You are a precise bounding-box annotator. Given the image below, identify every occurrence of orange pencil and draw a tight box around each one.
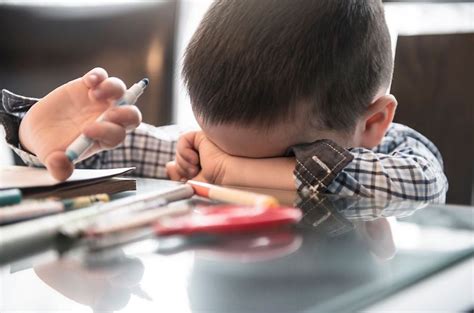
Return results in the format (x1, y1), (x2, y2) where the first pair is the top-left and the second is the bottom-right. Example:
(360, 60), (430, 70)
(187, 180), (279, 208)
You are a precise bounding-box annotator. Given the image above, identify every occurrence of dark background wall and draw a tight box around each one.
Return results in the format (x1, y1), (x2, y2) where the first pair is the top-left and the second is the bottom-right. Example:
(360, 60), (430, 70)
(392, 33), (474, 205)
(0, 1), (178, 126)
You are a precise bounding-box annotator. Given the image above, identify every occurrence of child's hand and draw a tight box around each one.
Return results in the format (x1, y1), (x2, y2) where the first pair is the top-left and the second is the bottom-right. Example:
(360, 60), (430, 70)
(166, 131), (231, 184)
(19, 67), (142, 181)
(166, 131), (201, 181)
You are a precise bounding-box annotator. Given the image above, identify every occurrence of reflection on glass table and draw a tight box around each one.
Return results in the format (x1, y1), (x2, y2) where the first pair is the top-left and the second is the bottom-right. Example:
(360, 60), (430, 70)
(0, 179), (472, 313)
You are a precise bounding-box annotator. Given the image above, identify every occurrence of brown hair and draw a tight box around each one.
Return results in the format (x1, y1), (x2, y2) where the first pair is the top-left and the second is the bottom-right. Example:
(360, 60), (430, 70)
(183, 0), (393, 130)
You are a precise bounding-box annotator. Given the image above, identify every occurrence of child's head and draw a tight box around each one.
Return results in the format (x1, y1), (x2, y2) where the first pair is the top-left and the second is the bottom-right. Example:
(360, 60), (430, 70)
(183, 0), (396, 157)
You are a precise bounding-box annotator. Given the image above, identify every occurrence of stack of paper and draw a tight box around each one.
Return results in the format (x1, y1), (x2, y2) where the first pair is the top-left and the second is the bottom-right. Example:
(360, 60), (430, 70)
(0, 166), (136, 199)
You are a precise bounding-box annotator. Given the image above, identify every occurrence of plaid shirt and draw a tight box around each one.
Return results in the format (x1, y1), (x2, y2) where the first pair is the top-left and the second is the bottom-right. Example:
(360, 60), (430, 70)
(334, 124), (448, 202)
(1, 89), (448, 203)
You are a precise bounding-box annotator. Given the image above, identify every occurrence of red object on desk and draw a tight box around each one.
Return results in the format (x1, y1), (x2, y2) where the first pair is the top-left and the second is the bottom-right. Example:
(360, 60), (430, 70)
(154, 205), (302, 236)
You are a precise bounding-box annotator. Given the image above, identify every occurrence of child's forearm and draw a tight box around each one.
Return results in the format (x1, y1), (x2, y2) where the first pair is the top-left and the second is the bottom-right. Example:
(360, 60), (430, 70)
(221, 156), (296, 190)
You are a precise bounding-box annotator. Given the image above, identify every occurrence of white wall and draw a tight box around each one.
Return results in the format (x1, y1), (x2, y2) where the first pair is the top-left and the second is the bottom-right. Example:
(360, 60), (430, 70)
(385, 3), (474, 36)
(173, 0), (213, 128)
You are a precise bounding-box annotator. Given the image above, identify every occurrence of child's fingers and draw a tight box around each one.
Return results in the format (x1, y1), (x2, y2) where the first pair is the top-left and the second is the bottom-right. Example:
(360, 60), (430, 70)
(83, 67), (108, 88)
(90, 77), (126, 102)
(176, 165), (191, 180)
(174, 156), (193, 178)
(180, 147), (200, 165)
(176, 152), (199, 177)
(43, 151), (74, 181)
(176, 136), (199, 165)
(82, 121), (126, 149)
(166, 161), (185, 181)
(165, 162), (175, 179)
(102, 105), (142, 130)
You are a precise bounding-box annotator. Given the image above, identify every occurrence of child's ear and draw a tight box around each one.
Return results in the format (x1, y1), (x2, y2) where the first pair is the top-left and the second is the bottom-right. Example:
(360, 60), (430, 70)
(359, 95), (398, 149)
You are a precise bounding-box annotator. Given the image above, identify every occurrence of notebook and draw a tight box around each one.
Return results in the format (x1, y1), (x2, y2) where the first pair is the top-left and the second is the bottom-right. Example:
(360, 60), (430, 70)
(0, 166), (136, 199)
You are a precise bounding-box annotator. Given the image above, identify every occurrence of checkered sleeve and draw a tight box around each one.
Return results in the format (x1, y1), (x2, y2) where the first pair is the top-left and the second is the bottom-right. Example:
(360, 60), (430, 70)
(0, 89), (45, 167)
(76, 123), (183, 179)
(324, 123), (448, 203)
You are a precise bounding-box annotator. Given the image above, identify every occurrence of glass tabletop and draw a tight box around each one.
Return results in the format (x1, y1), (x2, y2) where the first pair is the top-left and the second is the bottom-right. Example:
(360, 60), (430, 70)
(1, 179), (473, 313)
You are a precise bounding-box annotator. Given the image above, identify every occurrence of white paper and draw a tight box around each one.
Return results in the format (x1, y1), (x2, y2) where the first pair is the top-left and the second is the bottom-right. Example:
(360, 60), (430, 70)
(0, 166), (135, 189)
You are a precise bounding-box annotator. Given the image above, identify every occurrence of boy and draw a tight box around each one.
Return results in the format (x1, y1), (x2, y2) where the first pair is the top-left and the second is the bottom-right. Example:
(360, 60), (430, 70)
(2, 0), (447, 202)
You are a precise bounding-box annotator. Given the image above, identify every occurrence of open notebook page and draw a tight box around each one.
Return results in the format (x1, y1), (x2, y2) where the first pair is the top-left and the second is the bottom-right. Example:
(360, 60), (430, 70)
(0, 166), (134, 189)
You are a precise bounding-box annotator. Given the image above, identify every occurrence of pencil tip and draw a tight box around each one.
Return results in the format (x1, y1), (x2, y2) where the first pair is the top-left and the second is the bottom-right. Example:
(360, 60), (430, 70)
(141, 78), (149, 86)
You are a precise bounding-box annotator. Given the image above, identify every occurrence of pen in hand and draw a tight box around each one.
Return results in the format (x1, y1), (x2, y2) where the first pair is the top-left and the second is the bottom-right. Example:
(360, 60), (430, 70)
(65, 78), (149, 163)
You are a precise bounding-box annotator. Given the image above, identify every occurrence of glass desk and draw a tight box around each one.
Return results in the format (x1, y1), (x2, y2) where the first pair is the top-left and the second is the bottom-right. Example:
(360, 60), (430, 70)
(1, 179), (473, 313)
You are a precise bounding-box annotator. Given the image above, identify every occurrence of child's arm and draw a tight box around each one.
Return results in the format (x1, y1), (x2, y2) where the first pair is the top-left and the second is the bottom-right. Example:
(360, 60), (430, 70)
(166, 131), (296, 190)
(324, 123), (448, 203)
(169, 125), (448, 203)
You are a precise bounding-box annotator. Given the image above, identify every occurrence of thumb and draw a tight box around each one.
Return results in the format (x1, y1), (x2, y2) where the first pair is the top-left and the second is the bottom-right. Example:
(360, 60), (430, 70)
(44, 151), (74, 181)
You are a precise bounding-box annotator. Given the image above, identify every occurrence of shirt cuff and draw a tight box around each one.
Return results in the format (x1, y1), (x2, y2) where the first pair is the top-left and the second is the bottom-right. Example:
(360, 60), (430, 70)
(1, 89), (39, 116)
(1, 89), (42, 166)
(289, 139), (354, 197)
(8, 143), (43, 167)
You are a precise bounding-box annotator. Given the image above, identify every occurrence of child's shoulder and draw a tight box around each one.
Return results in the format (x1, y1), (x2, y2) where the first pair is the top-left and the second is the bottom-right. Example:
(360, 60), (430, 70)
(384, 122), (436, 148)
(378, 123), (443, 164)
